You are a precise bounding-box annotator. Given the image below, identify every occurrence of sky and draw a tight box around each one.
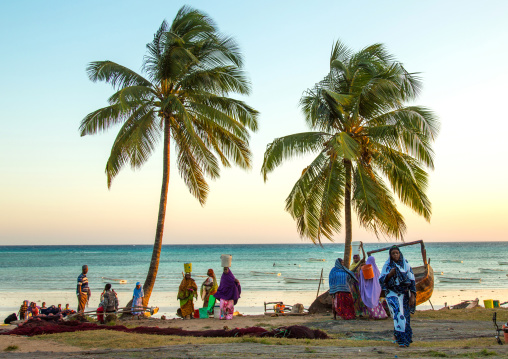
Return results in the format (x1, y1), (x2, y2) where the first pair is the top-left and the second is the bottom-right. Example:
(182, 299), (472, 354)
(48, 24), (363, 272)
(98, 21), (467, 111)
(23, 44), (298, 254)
(1, 1), (507, 245)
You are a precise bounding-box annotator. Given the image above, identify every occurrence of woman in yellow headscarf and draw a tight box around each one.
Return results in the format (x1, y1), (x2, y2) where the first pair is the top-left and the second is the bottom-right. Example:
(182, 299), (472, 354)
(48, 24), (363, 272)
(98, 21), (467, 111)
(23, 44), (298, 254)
(201, 268), (218, 308)
(177, 272), (198, 319)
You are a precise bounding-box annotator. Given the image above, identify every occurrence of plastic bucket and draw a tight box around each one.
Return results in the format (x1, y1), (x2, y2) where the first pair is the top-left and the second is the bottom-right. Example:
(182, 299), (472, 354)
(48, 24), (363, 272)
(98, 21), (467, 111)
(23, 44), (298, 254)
(184, 263), (192, 273)
(503, 324), (508, 344)
(484, 299), (494, 308)
(493, 300), (500, 308)
(221, 254), (232, 267)
(213, 305), (220, 319)
(351, 241), (361, 255)
(198, 307), (209, 319)
(361, 264), (374, 280)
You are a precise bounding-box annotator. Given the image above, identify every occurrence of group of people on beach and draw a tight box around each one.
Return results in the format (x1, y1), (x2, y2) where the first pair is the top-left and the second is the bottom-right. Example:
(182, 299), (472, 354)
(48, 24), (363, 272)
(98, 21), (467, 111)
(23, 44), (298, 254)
(329, 243), (416, 347)
(178, 262), (241, 320)
(17, 301), (74, 322)
(76, 265), (145, 322)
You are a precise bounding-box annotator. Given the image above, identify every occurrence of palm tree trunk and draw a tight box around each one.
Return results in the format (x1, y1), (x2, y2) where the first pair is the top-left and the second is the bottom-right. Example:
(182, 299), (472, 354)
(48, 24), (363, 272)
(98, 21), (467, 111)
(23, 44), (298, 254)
(343, 159), (353, 268)
(142, 118), (170, 306)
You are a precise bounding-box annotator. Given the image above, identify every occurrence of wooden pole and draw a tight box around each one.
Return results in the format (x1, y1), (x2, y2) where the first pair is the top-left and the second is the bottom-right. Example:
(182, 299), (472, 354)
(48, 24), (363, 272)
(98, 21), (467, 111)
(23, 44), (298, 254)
(316, 268), (324, 298)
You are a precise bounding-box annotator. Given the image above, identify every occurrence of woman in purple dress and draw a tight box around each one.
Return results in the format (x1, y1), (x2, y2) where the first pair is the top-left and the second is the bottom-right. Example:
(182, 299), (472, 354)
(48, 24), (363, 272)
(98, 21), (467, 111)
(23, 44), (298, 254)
(213, 267), (241, 320)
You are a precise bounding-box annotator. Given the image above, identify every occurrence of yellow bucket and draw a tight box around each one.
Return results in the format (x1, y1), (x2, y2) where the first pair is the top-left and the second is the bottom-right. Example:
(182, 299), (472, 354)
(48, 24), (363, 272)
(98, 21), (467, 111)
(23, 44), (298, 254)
(184, 263), (192, 273)
(484, 299), (494, 308)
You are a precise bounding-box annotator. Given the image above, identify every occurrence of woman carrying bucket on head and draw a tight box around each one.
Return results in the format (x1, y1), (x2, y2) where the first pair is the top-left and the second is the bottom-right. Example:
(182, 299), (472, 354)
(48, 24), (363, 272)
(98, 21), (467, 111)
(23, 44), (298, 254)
(214, 255), (241, 320)
(359, 256), (387, 319)
(177, 263), (198, 320)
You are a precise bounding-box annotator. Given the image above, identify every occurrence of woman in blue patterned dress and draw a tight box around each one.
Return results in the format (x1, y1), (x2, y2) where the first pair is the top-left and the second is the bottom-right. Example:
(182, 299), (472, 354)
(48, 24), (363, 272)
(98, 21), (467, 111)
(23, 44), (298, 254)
(379, 246), (416, 347)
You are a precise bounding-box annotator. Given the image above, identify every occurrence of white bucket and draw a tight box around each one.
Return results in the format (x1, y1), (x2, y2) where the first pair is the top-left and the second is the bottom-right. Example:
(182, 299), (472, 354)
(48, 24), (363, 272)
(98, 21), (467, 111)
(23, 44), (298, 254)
(351, 241), (361, 255)
(221, 254), (232, 267)
(214, 305), (220, 319)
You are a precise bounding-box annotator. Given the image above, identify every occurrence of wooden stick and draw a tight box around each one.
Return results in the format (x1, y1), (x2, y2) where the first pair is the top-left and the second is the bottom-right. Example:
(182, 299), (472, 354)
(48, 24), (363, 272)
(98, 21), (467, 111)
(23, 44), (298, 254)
(316, 268), (324, 298)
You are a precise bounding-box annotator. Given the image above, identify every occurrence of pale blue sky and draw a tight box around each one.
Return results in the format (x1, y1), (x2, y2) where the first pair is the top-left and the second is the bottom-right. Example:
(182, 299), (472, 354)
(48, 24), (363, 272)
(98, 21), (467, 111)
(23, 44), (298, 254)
(1, 1), (507, 244)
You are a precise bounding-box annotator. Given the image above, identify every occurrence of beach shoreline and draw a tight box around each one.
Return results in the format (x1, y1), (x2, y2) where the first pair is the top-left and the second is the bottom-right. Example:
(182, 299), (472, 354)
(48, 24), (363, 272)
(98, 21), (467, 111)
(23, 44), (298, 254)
(2, 288), (507, 320)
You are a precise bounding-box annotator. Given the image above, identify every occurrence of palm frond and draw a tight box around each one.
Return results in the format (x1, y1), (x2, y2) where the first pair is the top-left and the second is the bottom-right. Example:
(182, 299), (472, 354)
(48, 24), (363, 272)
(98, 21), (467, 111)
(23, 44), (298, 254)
(262, 132), (331, 181)
(87, 61), (151, 89)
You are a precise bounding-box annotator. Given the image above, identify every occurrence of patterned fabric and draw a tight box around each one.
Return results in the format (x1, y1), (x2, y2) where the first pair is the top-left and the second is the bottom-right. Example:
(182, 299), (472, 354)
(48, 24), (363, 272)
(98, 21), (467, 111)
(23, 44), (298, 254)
(219, 298), (235, 320)
(366, 301), (388, 319)
(386, 291), (413, 346)
(102, 290), (119, 312)
(379, 246), (416, 346)
(77, 293), (88, 313)
(350, 272), (368, 317)
(178, 276), (198, 318)
(332, 292), (356, 320)
(77, 273), (89, 294)
(329, 258), (357, 294)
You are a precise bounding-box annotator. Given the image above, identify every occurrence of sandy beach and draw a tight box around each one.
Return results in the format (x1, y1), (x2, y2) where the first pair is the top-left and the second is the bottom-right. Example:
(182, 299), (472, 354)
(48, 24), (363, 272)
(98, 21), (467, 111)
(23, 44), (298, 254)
(2, 288), (507, 320)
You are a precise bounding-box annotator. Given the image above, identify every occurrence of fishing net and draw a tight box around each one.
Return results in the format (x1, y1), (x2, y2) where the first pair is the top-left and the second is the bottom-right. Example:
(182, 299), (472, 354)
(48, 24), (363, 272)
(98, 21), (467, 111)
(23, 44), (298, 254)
(1, 319), (328, 339)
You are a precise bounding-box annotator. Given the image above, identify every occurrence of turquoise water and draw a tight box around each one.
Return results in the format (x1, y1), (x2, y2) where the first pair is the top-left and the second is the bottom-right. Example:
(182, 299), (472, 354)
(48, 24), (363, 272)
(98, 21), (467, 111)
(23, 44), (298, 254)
(1, 242), (507, 295)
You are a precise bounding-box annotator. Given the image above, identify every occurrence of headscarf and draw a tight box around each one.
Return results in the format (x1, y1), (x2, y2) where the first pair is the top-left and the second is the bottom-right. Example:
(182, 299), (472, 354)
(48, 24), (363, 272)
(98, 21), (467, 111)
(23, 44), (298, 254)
(214, 269), (241, 304)
(133, 282), (144, 300)
(359, 256), (382, 308)
(329, 258), (358, 295)
(201, 269), (218, 299)
(350, 254), (362, 272)
(380, 245), (415, 294)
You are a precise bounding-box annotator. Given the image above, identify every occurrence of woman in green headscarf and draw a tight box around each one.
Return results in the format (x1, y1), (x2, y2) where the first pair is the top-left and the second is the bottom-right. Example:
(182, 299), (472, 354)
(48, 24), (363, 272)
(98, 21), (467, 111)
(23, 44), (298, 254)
(201, 268), (218, 309)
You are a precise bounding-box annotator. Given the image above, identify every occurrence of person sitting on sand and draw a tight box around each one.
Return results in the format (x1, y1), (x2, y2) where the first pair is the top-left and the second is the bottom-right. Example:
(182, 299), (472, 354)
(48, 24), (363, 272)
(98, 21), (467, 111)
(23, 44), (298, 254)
(359, 256), (387, 319)
(77, 265), (91, 314)
(379, 245), (416, 347)
(40, 302), (47, 310)
(177, 271), (198, 319)
(213, 267), (241, 320)
(329, 258), (358, 320)
(28, 302), (39, 317)
(18, 300), (29, 321)
(62, 304), (75, 317)
(201, 269), (218, 309)
(131, 282), (144, 316)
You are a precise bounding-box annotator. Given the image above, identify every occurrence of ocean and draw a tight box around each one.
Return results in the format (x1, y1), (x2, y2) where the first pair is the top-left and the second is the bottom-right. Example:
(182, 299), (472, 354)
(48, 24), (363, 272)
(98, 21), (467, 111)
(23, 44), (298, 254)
(1, 241), (507, 296)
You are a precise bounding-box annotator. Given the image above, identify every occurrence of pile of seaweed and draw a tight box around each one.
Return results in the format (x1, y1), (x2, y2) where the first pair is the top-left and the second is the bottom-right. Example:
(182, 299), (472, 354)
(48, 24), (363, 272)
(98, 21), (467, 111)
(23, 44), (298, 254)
(1, 319), (328, 339)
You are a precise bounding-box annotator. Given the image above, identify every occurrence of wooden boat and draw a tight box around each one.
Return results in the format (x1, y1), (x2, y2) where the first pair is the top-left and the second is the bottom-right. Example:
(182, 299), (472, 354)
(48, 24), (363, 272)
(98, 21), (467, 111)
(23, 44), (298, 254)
(284, 277), (324, 284)
(479, 268), (506, 274)
(251, 271), (281, 276)
(101, 277), (128, 284)
(442, 260), (463, 263)
(367, 240), (434, 306)
(439, 276), (481, 283)
(273, 263), (301, 267)
(307, 258), (326, 262)
(499, 262), (508, 265)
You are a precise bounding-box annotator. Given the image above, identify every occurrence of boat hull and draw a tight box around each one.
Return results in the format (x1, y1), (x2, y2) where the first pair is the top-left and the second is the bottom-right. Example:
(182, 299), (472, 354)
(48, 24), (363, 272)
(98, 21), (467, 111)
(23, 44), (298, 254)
(415, 265), (434, 306)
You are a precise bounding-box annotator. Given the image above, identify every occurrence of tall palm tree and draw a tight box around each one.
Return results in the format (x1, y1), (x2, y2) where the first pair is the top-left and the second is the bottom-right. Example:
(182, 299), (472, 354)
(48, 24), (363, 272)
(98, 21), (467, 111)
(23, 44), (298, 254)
(261, 41), (439, 268)
(80, 6), (258, 304)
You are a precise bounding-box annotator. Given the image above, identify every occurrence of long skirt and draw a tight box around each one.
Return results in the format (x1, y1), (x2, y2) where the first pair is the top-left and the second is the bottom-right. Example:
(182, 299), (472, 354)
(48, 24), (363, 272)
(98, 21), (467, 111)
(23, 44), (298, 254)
(132, 297), (143, 315)
(77, 293), (88, 313)
(180, 299), (195, 318)
(219, 299), (234, 320)
(386, 291), (413, 346)
(351, 276), (369, 317)
(332, 292), (356, 320)
(366, 302), (388, 319)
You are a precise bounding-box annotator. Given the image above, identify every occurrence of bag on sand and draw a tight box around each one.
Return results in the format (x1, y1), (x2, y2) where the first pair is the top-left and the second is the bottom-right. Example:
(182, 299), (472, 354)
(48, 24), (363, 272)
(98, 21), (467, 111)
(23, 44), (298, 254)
(4, 313), (17, 324)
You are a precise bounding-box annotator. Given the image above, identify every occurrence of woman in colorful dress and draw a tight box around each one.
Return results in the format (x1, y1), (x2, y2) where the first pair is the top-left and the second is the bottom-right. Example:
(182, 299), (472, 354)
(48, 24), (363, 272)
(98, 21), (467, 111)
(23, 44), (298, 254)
(328, 258), (357, 320)
(131, 282), (144, 316)
(214, 267), (241, 320)
(379, 245), (416, 347)
(177, 272), (198, 319)
(359, 256), (388, 319)
(201, 269), (218, 309)
(348, 243), (369, 317)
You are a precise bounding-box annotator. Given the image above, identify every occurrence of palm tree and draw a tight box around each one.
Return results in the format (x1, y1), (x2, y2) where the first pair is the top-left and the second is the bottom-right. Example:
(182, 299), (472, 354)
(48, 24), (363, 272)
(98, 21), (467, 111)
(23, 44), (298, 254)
(261, 41), (439, 268)
(80, 6), (258, 305)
